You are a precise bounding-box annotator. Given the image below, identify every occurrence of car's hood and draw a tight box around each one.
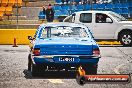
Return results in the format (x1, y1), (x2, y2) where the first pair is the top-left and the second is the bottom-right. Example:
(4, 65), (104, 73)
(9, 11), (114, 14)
(35, 38), (94, 46)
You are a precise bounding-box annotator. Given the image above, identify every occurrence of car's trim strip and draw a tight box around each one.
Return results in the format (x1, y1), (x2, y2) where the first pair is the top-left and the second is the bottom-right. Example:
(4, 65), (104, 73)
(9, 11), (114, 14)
(33, 55), (101, 58)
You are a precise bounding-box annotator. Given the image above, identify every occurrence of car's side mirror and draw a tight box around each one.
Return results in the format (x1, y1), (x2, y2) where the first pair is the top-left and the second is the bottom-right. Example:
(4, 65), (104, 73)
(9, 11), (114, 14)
(28, 36), (33, 40)
(106, 18), (112, 23)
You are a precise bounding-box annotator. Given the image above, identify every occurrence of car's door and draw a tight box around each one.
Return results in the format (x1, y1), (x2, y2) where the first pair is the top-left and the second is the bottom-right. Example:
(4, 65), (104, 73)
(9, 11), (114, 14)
(93, 13), (118, 39)
(79, 13), (94, 33)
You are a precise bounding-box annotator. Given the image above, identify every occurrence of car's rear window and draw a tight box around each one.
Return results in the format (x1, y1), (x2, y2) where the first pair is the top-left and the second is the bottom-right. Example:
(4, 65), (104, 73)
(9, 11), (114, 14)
(40, 26), (89, 38)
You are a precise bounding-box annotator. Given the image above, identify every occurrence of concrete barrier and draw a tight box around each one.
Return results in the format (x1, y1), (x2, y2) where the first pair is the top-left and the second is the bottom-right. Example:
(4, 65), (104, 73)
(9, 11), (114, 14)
(0, 29), (36, 45)
(0, 29), (121, 45)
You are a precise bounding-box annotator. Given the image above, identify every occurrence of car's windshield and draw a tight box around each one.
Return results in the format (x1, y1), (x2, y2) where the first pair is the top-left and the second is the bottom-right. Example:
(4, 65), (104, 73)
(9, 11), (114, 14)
(40, 26), (89, 38)
(109, 12), (127, 21)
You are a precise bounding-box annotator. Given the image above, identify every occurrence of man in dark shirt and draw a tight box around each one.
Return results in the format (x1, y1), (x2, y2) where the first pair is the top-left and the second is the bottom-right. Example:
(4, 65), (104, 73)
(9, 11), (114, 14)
(45, 4), (54, 22)
(42, 6), (46, 15)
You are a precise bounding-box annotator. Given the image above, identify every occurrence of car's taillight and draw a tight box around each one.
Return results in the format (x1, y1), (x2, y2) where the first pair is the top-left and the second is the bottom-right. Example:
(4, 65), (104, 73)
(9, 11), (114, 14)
(93, 48), (100, 57)
(33, 48), (40, 56)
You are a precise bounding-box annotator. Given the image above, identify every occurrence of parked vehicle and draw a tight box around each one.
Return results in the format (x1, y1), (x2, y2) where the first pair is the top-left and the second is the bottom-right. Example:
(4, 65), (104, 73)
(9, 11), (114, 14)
(63, 11), (132, 46)
(28, 22), (101, 77)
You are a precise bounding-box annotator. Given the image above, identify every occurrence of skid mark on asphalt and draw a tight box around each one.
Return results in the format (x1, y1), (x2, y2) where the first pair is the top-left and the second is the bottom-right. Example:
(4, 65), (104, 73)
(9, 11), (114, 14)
(113, 61), (129, 74)
(48, 79), (64, 83)
(113, 47), (132, 74)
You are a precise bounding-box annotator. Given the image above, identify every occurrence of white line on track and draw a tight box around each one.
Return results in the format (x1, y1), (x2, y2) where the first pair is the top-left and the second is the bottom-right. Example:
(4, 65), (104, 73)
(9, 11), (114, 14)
(48, 79), (64, 83)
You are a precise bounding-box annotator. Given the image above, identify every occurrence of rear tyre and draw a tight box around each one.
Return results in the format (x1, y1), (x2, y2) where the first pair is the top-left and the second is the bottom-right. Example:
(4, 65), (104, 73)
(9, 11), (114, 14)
(83, 64), (97, 75)
(31, 64), (47, 77)
(31, 63), (38, 77)
(119, 31), (132, 46)
(28, 54), (31, 71)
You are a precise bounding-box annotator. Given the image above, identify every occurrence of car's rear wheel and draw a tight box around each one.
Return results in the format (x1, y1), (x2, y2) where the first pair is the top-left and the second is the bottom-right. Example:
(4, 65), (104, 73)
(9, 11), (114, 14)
(83, 64), (97, 75)
(28, 54), (32, 71)
(32, 64), (48, 77)
(31, 63), (38, 77)
(119, 31), (132, 46)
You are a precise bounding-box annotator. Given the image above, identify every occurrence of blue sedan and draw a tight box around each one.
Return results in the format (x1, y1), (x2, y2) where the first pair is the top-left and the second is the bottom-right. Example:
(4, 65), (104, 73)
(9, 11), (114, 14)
(28, 22), (101, 77)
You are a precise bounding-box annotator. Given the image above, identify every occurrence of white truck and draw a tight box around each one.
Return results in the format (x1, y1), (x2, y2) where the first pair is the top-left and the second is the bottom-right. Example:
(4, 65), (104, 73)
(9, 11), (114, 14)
(63, 11), (132, 46)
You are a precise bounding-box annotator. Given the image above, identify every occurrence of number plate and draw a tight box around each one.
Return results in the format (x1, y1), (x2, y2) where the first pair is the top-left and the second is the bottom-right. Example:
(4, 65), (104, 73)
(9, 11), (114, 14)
(59, 57), (74, 62)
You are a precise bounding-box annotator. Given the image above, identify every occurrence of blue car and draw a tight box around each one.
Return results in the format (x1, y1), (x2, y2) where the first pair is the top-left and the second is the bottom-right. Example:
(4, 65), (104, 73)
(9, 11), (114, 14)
(28, 22), (101, 76)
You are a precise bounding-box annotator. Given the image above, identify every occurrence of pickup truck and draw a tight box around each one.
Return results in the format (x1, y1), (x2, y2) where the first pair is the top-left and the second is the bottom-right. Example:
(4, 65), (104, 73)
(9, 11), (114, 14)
(63, 11), (132, 46)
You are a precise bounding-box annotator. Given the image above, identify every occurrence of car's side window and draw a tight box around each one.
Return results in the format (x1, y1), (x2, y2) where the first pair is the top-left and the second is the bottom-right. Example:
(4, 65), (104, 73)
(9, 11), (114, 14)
(80, 13), (92, 23)
(96, 13), (113, 23)
(41, 27), (48, 38)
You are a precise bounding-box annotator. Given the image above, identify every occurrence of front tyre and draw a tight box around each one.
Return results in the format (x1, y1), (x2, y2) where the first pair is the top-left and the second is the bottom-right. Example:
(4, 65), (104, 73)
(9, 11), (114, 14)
(119, 31), (132, 46)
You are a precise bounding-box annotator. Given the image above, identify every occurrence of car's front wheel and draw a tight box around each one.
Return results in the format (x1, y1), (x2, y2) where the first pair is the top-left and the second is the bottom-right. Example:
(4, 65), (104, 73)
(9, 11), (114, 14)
(119, 31), (132, 46)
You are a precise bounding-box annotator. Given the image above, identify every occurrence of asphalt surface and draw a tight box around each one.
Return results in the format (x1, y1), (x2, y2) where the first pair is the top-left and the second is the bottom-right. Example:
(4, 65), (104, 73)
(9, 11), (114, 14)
(0, 45), (132, 88)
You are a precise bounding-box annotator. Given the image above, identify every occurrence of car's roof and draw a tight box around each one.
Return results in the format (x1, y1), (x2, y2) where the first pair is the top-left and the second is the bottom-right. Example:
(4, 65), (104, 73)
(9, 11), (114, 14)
(74, 10), (111, 14)
(41, 22), (87, 28)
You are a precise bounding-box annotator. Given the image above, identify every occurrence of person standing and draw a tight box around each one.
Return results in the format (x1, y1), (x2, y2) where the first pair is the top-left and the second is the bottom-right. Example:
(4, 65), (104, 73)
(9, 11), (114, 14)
(45, 4), (54, 22)
(42, 6), (46, 15)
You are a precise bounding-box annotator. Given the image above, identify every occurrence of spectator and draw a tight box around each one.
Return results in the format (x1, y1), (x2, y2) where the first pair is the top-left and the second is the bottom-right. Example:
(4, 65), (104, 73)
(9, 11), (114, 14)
(45, 4), (54, 22)
(42, 6), (46, 15)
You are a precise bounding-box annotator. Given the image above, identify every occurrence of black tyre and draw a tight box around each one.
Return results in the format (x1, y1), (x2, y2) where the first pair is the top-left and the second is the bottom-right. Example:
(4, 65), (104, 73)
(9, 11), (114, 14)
(31, 63), (38, 77)
(31, 64), (47, 77)
(28, 54), (32, 71)
(83, 65), (97, 75)
(28, 54), (38, 77)
(76, 75), (86, 86)
(119, 31), (132, 46)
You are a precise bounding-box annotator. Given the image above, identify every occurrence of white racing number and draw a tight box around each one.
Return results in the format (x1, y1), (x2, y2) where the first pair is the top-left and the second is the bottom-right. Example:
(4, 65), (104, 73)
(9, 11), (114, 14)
(59, 57), (74, 62)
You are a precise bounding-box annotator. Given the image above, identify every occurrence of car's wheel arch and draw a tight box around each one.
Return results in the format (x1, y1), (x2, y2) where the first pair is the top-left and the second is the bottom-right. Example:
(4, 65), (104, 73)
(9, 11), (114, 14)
(114, 25), (132, 40)
(118, 29), (132, 41)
